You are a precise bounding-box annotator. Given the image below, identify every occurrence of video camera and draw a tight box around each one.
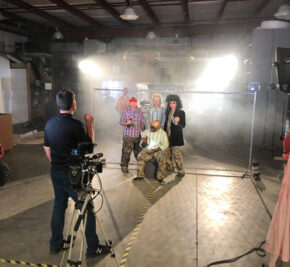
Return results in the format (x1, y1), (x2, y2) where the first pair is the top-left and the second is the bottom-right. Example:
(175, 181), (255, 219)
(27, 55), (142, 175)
(68, 142), (103, 191)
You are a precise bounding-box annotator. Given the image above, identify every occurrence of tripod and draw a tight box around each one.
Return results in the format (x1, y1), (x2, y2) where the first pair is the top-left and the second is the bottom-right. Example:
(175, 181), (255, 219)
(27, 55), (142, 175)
(59, 181), (119, 267)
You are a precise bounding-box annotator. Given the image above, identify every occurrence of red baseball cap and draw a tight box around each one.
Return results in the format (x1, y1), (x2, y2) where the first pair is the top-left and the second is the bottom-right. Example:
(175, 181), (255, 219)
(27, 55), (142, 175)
(130, 97), (137, 103)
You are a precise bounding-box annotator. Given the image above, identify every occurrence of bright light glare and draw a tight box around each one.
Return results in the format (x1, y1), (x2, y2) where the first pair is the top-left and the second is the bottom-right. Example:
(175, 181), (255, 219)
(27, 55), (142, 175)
(78, 60), (101, 77)
(196, 55), (238, 91)
(148, 140), (157, 150)
(206, 177), (233, 193)
(204, 178), (233, 224)
(192, 55), (238, 114)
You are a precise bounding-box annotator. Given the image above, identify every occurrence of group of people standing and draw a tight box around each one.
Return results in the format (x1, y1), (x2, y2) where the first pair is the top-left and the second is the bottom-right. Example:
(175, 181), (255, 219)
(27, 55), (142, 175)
(117, 88), (186, 184)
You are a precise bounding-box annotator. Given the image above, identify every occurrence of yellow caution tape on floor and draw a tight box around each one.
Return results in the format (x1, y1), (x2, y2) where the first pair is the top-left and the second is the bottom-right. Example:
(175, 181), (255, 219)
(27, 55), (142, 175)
(120, 181), (159, 267)
(0, 258), (58, 267)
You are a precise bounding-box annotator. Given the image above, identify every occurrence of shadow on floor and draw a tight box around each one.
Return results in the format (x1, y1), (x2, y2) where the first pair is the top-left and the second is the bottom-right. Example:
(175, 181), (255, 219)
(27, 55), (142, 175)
(4, 144), (50, 182)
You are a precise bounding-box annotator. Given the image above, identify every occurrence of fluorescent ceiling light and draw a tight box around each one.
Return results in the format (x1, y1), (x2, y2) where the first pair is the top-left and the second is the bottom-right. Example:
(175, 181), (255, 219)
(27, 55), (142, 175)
(120, 6), (139, 20)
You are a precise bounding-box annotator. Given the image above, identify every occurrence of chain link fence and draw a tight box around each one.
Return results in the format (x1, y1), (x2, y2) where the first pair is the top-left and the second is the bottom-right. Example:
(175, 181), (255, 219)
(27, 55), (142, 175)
(93, 89), (256, 172)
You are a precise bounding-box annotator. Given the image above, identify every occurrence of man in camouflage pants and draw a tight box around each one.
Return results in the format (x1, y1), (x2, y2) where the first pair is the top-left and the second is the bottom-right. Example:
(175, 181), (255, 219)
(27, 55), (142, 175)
(132, 120), (169, 184)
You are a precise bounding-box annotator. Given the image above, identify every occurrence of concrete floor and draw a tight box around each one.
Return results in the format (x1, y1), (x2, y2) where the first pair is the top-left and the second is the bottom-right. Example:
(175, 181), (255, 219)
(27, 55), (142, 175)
(0, 138), (290, 267)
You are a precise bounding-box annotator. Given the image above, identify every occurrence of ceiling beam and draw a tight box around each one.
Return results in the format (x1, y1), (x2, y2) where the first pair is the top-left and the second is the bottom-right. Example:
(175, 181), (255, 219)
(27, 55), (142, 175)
(181, 0), (190, 23)
(254, 0), (271, 15)
(94, 0), (129, 25)
(60, 20), (260, 39)
(1, 8), (46, 28)
(48, 0), (103, 27)
(5, 0), (74, 27)
(218, 0), (228, 19)
(0, 22), (28, 36)
(139, 0), (160, 24)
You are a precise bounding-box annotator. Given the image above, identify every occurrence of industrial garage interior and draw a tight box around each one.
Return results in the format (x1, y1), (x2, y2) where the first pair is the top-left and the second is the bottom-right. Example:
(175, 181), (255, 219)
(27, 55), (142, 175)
(0, 0), (290, 266)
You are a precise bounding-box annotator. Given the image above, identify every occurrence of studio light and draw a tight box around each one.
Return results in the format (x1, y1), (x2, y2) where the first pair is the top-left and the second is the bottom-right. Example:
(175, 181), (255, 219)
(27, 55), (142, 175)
(192, 55), (238, 114)
(196, 55), (238, 92)
(78, 59), (101, 77)
(120, 0), (139, 20)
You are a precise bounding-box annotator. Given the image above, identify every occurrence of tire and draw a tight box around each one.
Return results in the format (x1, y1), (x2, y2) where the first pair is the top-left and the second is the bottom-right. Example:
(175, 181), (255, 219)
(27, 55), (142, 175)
(0, 160), (9, 187)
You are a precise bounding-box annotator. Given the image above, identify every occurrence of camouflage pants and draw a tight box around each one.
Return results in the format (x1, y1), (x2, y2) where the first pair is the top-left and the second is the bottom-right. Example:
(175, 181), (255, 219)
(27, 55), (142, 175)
(165, 146), (185, 174)
(137, 149), (167, 179)
(121, 136), (141, 167)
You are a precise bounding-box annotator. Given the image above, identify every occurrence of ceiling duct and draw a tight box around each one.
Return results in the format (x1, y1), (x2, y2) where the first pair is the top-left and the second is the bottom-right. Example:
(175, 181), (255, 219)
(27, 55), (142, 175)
(259, 20), (290, 29)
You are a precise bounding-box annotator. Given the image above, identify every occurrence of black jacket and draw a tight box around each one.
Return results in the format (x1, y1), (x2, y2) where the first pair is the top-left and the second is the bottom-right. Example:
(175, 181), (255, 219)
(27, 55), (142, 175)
(164, 109), (186, 146)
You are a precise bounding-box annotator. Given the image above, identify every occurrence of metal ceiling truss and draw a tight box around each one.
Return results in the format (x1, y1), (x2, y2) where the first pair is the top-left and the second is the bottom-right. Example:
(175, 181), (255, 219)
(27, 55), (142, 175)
(181, 0), (190, 23)
(1, 8), (46, 28)
(218, 0), (228, 19)
(139, 0), (160, 24)
(0, 0), (280, 40)
(5, 0), (74, 27)
(48, 0), (103, 27)
(254, 0), (271, 15)
(94, 0), (129, 25)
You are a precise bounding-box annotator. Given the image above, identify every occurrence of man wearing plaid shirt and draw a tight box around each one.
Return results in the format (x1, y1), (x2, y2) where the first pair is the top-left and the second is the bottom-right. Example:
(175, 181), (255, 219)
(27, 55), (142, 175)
(120, 97), (144, 173)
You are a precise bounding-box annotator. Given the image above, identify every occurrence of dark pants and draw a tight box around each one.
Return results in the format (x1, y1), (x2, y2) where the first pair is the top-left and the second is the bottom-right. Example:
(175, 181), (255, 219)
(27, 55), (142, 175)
(50, 169), (99, 254)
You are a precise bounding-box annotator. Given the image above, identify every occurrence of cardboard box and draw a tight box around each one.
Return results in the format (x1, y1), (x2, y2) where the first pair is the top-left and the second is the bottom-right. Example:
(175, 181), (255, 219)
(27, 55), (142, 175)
(0, 113), (13, 151)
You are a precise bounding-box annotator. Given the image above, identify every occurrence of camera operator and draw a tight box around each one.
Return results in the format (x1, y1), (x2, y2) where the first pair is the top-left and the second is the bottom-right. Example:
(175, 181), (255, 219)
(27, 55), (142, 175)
(43, 89), (109, 257)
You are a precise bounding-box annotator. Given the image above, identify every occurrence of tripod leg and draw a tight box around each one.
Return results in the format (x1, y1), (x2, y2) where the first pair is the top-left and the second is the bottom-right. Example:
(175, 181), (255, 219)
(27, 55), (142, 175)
(91, 200), (120, 266)
(77, 211), (87, 265)
(66, 215), (76, 267)
(60, 194), (91, 267)
(60, 208), (77, 267)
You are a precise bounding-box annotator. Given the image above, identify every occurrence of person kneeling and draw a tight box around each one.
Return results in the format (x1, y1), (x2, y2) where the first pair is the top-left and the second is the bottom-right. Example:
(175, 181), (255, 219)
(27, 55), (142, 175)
(133, 120), (169, 184)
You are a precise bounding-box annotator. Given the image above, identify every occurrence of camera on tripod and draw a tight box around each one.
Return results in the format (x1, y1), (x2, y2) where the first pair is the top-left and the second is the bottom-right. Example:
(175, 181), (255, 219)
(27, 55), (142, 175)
(68, 142), (103, 191)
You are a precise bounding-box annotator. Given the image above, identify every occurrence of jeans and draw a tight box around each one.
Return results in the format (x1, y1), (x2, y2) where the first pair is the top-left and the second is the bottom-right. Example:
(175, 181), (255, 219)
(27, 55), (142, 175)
(50, 169), (99, 254)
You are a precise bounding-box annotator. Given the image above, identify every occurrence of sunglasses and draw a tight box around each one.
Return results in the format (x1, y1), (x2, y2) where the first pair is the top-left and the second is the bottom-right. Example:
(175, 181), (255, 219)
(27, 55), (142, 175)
(150, 126), (157, 130)
(169, 101), (176, 104)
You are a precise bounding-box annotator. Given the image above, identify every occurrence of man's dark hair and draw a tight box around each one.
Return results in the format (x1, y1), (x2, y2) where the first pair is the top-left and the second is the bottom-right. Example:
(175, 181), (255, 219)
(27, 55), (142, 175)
(56, 90), (74, 110)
